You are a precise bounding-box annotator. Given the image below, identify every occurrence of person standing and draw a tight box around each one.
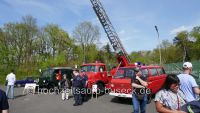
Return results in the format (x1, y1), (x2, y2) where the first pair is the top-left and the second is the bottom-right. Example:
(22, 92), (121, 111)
(131, 67), (148, 113)
(81, 70), (88, 102)
(61, 74), (70, 100)
(155, 74), (186, 113)
(0, 89), (9, 113)
(72, 69), (83, 106)
(56, 70), (62, 89)
(177, 62), (200, 102)
(6, 70), (16, 99)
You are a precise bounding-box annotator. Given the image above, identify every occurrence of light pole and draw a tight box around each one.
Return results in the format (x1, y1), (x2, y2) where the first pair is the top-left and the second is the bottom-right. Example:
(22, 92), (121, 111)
(155, 26), (162, 65)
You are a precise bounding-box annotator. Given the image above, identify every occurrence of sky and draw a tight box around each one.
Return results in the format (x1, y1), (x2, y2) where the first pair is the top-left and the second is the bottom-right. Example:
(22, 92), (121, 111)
(1, 0), (200, 53)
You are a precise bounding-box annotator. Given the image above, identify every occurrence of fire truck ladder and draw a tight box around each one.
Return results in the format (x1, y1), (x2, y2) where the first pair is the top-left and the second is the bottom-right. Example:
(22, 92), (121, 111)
(90, 0), (131, 66)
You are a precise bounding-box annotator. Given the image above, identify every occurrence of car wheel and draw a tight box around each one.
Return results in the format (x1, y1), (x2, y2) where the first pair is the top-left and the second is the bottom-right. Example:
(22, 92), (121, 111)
(17, 84), (21, 87)
(97, 83), (105, 95)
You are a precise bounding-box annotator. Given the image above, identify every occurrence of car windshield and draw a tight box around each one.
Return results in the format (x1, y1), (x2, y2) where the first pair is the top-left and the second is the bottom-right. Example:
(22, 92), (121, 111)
(113, 68), (135, 78)
(41, 69), (53, 77)
(81, 65), (98, 72)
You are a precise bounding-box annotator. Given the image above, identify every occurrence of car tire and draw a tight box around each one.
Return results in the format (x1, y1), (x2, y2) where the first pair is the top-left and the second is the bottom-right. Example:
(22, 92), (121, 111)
(17, 84), (21, 87)
(97, 83), (105, 95)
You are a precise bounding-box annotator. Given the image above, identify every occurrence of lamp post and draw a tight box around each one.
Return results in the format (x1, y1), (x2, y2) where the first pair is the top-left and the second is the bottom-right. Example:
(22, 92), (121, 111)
(155, 26), (162, 65)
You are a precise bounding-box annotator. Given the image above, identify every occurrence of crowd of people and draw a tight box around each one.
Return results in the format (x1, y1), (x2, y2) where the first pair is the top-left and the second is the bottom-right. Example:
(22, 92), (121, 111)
(1, 62), (200, 113)
(130, 62), (200, 113)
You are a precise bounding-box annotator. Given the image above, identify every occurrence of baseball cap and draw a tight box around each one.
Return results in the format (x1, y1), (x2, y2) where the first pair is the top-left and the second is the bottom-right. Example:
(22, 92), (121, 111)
(183, 62), (192, 68)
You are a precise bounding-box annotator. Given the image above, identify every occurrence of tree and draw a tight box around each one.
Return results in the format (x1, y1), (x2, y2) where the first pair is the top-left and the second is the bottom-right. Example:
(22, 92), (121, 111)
(173, 31), (191, 62)
(73, 21), (100, 63)
(190, 26), (200, 60)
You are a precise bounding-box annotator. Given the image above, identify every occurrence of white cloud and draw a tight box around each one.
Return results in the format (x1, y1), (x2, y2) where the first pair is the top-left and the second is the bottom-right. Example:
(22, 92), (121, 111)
(170, 25), (193, 35)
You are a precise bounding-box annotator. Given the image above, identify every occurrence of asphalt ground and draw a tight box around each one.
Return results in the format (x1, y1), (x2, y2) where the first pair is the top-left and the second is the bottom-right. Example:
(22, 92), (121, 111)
(0, 86), (158, 113)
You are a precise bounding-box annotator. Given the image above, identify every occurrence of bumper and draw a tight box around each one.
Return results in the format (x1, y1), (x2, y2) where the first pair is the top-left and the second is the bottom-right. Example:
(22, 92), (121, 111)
(109, 92), (132, 98)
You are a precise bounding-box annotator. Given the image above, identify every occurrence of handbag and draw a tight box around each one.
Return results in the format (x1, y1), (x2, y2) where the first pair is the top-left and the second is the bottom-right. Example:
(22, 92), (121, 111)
(136, 93), (145, 100)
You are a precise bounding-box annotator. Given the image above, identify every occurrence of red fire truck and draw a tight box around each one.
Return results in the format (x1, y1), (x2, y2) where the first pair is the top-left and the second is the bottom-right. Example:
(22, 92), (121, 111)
(87, 0), (167, 98)
(80, 62), (111, 93)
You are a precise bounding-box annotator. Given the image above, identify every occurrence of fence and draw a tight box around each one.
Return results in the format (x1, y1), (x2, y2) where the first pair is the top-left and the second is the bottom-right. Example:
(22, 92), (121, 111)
(163, 60), (200, 86)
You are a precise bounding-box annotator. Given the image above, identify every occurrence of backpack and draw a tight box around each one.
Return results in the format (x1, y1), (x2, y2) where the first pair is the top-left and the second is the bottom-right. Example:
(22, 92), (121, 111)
(181, 99), (200, 113)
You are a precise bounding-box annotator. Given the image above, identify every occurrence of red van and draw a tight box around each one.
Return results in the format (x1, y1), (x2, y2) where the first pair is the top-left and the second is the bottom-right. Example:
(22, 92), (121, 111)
(109, 65), (166, 102)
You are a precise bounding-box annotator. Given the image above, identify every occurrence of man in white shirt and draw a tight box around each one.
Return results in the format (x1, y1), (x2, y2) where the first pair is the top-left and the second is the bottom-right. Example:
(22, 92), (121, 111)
(177, 62), (200, 102)
(6, 70), (16, 99)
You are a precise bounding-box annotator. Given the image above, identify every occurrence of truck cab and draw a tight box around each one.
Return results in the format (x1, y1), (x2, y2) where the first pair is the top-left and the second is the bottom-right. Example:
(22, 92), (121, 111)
(109, 66), (166, 102)
(81, 62), (111, 93)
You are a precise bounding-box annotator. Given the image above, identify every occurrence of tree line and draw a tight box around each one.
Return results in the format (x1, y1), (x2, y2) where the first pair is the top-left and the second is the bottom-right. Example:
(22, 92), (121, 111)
(130, 26), (200, 65)
(0, 15), (200, 83)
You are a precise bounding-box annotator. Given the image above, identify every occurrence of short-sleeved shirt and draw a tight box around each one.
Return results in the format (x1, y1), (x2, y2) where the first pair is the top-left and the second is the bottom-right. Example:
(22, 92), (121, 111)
(0, 89), (9, 110)
(6, 73), (16, 85)
(178, 74), (199, 102)
(154, 89), (186, 110)
(131, 72), (147, 94)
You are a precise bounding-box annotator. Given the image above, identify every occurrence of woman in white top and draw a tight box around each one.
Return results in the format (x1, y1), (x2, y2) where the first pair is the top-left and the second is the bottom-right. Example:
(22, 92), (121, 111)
(154, 74), (186, 113)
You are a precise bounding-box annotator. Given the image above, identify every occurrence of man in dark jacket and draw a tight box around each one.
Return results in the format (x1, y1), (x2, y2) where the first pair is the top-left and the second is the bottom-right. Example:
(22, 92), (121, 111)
(81, 70), (88, 102)
(0, 89), (9, 113)
(72, 69), (84, 106)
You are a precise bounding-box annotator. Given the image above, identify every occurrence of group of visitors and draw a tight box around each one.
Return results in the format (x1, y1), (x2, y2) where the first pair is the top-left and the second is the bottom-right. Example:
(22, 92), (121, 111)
(131, 62), (200, 113)
(1, 62), (200, 112)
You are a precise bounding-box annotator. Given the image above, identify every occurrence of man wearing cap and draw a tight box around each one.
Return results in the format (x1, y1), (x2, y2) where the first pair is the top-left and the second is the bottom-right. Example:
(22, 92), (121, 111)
(177, 62), (200, 102)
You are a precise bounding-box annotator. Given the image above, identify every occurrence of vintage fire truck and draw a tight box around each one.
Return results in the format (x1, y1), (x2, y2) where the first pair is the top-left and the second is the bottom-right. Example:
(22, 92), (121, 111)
(80, 61), (111, 93)
(86, 0), (167, 98)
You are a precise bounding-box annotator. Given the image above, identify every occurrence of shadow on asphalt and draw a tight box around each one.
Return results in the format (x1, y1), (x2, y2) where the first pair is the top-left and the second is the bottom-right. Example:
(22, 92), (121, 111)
(14, 94), (26, 99)
(110, 97), (132, 105)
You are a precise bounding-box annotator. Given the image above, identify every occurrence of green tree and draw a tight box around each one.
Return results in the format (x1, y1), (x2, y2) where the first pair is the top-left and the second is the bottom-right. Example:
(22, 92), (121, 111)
(173, 31), (191, 62)
(73, 21), (100, 63)
(190, 26), (200, 60)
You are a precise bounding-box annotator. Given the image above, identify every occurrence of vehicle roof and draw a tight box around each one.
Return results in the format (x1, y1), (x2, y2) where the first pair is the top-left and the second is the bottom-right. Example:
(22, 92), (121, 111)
(50, 67), (73, 70)
(81, 63), (106, 66)
(119, 65), (164, 69)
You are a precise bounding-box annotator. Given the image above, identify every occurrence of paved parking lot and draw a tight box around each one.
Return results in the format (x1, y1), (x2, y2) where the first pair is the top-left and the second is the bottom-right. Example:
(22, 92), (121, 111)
(0, 86), (158, 113)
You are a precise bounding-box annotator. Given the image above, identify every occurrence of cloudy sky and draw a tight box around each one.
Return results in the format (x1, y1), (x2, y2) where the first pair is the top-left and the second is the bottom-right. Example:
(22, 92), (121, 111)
(1, 0), (200, 53)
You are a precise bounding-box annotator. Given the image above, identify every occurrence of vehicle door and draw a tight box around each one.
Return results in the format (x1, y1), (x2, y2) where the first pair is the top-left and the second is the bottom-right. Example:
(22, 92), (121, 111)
(98, 65), (108, 83)
(147, 68), (160, 94)
(157, 68), (167, 91)
(111, 68), (133, 94)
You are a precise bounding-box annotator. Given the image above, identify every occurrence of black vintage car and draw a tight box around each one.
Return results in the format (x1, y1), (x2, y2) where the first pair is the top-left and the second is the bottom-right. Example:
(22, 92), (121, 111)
(38, 67), (73, 89)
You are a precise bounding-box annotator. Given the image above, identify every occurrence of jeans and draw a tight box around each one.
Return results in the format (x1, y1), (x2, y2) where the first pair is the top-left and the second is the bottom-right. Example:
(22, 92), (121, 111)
(62, 89), (70, 100)
(132, 94), (147, 113)
(6, 85), (14, 99)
